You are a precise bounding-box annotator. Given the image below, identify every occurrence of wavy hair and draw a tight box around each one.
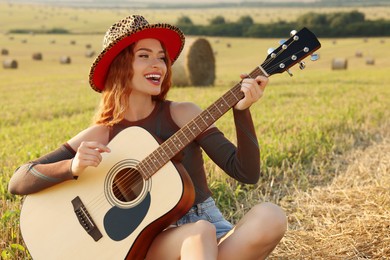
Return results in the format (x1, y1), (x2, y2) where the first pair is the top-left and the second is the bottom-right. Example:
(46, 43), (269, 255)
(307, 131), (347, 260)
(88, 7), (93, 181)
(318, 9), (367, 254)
(94, 42), (172, 126)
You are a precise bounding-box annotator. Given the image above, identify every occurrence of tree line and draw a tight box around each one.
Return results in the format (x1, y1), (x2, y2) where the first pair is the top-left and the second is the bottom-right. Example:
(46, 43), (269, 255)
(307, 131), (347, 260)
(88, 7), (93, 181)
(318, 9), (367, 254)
(176, 11), (390, 38)
(8, 10), (389, 37)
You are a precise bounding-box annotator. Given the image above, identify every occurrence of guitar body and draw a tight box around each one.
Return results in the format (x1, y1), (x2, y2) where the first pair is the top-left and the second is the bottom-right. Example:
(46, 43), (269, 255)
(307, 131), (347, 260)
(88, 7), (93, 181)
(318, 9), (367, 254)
(20, 126), (195, 260)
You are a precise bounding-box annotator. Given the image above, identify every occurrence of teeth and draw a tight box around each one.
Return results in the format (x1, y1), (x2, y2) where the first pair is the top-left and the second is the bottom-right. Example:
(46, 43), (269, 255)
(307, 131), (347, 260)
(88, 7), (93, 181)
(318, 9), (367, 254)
(145, 74), (161, 80)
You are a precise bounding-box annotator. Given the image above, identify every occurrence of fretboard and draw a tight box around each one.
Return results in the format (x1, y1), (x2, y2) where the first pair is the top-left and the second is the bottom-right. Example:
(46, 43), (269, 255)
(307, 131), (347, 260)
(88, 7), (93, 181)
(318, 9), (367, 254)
(138, 66), (265, 179)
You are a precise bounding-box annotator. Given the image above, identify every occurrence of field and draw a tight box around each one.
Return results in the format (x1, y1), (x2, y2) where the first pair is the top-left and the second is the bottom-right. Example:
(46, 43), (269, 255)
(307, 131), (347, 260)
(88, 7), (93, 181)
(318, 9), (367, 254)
(1, 2), (390, 259)
(1, 2), (390, 33)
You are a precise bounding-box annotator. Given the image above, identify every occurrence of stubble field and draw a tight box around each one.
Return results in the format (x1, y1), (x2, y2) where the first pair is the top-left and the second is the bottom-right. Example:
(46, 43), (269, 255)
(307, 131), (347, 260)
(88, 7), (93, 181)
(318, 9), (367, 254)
(1, 3), (389, 259)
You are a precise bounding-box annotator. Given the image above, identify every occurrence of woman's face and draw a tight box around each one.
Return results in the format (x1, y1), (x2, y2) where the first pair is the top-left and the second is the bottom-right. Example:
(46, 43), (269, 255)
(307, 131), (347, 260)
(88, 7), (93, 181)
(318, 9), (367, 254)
(130, 38), (168, 97)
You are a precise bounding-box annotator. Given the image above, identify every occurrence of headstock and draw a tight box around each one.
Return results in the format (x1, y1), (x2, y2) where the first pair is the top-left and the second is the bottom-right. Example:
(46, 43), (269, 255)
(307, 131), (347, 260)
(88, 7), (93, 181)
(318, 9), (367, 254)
(261, 27), (321, 77)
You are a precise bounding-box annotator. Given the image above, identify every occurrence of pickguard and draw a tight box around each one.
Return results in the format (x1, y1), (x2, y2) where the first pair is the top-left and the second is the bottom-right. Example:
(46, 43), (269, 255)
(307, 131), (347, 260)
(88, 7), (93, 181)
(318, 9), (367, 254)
(104, 192), (151, 241)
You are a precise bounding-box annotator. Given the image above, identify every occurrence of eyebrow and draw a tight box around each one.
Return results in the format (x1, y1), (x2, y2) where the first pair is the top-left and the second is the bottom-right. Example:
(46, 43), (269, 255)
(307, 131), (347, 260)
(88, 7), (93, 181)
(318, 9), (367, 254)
(135, 47), (165, 54)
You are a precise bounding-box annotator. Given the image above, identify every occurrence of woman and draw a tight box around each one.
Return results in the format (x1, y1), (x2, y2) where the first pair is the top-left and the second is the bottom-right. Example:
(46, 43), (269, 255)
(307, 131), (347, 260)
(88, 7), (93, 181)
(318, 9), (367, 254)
(9, 15), (286, 259)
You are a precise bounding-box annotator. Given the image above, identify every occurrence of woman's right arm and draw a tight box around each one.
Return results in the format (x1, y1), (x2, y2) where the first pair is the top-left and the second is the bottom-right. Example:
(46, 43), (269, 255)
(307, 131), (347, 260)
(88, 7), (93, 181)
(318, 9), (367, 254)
(8, 125), (110, 195)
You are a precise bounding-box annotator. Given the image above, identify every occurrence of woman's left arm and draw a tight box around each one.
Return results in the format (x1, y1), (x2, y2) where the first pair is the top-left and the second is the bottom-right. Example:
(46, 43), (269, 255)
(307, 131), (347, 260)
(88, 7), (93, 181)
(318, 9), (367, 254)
(197, 75), (269, 183)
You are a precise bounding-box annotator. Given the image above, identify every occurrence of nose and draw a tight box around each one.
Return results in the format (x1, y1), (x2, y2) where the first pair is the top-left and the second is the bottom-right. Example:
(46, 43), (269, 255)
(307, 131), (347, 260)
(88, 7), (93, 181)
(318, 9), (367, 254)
(151, 57), (165, 68)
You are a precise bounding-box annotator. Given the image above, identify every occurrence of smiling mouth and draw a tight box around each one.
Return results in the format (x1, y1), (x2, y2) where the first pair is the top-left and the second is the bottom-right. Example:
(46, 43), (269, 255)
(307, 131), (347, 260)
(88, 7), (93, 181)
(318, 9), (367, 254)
(145, 74), (162, 84)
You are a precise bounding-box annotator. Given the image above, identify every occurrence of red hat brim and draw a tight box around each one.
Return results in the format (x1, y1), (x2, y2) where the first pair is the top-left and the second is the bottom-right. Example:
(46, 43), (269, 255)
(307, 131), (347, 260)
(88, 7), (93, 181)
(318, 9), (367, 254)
(89, 24), (184, 92)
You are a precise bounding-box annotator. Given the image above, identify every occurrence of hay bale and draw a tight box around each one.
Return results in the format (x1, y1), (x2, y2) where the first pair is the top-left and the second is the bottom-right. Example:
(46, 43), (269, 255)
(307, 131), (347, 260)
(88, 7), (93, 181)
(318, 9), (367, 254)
(1, 48), (9, 55)
(331, 58), (348, 70)
(355, 51), (363, 58)
(85, 50), (95, 58)
(59, 56), (71, 64)
(3, 59), (18, 69)
(172, 38), (215, 87)
(32, 52), (43, 60)
(365, 57), (375, 65)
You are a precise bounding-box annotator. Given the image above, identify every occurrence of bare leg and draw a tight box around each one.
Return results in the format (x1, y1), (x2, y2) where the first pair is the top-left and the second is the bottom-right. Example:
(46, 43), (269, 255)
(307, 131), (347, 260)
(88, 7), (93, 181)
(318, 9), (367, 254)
(217, 202), (287, 260)
(146, 220), (218, 260)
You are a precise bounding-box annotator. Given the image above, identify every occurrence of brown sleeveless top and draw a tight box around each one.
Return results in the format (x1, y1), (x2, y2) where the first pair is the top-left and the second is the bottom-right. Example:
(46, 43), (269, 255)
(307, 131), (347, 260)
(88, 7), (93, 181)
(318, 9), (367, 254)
(108, 100), (260, 205)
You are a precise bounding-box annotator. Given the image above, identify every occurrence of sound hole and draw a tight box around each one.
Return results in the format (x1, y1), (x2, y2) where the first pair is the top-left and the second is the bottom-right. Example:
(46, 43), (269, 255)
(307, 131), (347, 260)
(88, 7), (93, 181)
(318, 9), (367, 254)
(112, 168), (144, 203)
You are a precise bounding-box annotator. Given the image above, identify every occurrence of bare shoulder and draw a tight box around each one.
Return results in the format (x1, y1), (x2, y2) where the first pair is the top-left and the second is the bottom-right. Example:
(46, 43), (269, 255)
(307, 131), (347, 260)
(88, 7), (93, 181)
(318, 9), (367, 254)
(67, 124), (110, 150)
(170, 101), (203, 128)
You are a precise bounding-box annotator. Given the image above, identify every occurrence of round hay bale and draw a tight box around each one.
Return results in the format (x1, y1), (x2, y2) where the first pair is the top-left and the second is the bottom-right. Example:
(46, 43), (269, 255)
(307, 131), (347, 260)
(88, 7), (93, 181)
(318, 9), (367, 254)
(331, 58), (348, 70)
(59, 56), (71, 64)
(365, 57), (375, 65)
(85, 50), (95, 58)
(355, 51), (363, 58)
(172, 38), (215, 87)
(3, 59), (18, 69)
(1, 48), (9, 55)
(32, 52), (43, 60)
(70, 40), (76, 45)
(85, 44), (92, 49)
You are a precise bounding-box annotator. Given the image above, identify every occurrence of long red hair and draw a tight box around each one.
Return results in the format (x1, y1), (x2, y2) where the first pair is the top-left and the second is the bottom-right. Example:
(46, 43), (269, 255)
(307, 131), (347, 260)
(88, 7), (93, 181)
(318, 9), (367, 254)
(94, 42), (172, 126)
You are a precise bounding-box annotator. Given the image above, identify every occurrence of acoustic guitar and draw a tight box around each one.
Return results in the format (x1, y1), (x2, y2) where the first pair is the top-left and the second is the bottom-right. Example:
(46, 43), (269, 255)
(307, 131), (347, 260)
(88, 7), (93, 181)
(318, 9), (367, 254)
(20, 27), (321, 259)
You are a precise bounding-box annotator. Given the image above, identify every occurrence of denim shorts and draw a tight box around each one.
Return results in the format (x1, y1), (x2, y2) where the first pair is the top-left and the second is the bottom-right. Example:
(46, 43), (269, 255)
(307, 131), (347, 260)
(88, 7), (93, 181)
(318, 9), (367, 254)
(173, 197), (233, 239)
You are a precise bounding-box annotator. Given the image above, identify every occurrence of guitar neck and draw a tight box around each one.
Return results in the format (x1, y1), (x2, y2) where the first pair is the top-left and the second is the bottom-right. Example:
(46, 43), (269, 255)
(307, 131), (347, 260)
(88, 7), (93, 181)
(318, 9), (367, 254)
(138, 66), (266, 179)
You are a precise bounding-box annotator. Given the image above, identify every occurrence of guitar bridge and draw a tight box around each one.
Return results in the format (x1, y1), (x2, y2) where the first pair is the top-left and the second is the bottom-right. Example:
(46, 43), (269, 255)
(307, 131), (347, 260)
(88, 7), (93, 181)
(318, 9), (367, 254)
(71, 196), (103, 241)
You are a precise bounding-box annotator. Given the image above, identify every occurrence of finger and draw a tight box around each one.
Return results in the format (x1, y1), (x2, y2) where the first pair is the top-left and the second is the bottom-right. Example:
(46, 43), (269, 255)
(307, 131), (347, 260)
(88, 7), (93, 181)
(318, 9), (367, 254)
(256, 76), (269, 90)
(81, 141), (111, 153)
(76, 152), (102, 166)
(240, 73), (249, 79)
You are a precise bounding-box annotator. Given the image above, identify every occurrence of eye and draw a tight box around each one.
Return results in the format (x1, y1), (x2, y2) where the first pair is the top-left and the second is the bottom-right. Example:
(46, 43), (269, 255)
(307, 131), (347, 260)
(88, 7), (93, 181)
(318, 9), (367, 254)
(139, 53), (149, 58)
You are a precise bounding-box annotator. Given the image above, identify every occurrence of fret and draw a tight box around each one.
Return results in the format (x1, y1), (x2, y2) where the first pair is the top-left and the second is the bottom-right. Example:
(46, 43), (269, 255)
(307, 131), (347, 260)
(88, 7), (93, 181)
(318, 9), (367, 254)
(187, 122), (196, 139)
(190, 119), (202, 133)
(199, 115), (209, 129)
(194, 116), (207, 131)
(177, 129), (191, 143)
(136, 161), (148, 178)
(158, 147), (170, 160)
(204, 109), (215, 121)
(142, 154), (154, 172)
(172, 131), (186, 147)
(150, 151), (162, 169)
(213, 102), (223, 115)
(161, 141), (176, 158)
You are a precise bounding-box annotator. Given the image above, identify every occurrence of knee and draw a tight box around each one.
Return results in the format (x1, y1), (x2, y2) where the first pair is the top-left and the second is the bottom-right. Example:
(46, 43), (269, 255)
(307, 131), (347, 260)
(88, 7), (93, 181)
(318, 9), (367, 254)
(193, 220), (217, 238)
(251, 202), (287, 241)
(182, 220), (217, 248)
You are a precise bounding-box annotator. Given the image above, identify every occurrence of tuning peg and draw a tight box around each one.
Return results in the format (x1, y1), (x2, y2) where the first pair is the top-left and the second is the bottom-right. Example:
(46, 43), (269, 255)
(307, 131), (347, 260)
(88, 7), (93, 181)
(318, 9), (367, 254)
(267, 48), (275, 54)
(299, 61), (306, 70)
(279, 39), (286, 45)
(286, 69), (293, 77)
(290, 30), (297, 37)
(310, 53), (320, 61)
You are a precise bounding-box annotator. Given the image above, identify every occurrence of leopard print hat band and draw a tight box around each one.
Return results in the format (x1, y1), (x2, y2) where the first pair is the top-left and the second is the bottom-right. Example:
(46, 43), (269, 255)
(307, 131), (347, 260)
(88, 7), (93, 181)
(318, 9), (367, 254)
(89, 15), (185, 92)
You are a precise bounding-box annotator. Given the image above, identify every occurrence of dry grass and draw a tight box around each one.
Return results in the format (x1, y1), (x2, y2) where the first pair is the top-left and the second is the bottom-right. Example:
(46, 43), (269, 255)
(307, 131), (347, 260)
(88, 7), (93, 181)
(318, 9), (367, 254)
(271, 138), (390, 259)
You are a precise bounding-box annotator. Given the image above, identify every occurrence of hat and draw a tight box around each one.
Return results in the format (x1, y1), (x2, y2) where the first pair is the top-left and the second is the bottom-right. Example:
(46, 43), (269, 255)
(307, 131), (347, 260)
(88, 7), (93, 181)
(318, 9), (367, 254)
(89, 15), (185, 92)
